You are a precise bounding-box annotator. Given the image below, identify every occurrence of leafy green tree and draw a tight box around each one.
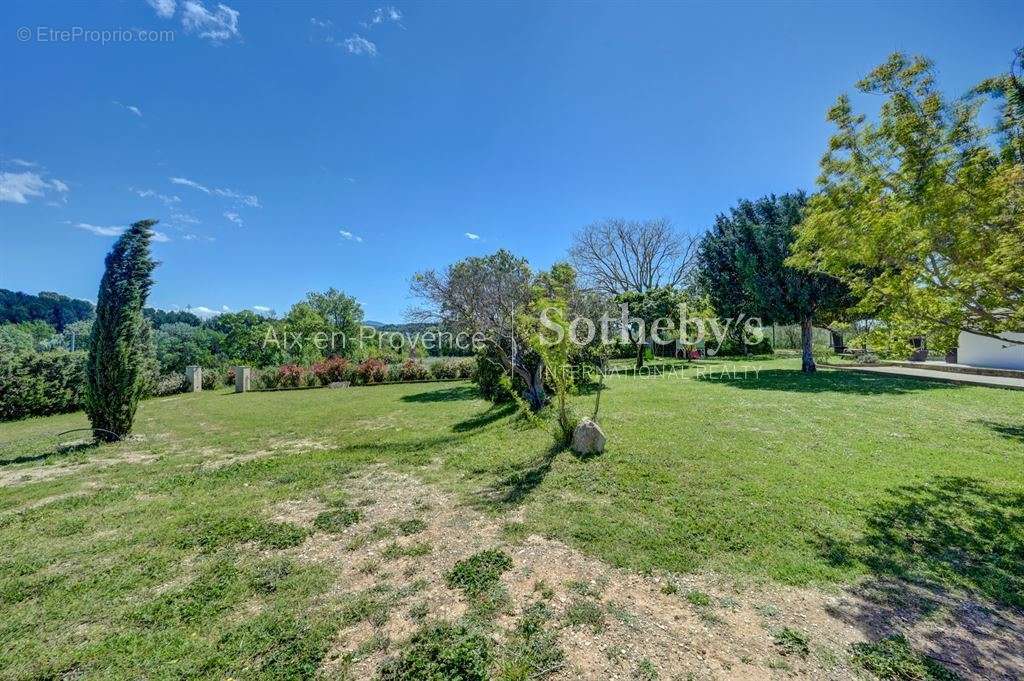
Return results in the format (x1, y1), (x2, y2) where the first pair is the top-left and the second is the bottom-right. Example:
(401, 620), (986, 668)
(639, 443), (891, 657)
(144, 308), (203, 327)
(0, 324), (36, 355)
(613, 286), (691, 368)
(0, 289), (94, 330)
(283, 303), (329, 365)
(790, 51), (1024, 350)
(304, 288), (363, 354)
(206, 310), (284, 367)
(530, 301), (577, 444)
(154, 323), (225, 374)
(85, 220), (157, 441)
(696, 193), (850, 372)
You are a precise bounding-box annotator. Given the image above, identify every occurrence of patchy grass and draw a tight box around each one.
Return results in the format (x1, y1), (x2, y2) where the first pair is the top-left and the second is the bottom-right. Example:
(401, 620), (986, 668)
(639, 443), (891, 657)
(0, 360), (1022, 676)
(564, 597), (606, 632)
(382, 541), (432, 560)
(632, 657), (658, 680)
(446, 549), (513, 597)
(685, 589), (712, 607)
(378, 621), (491, 681)
(773, 626), (811, 658)
(312, 508), (362, 533)
(497, 602), (564, 680)
(850, 635), (962, 680)
(396, 518), (427, 535)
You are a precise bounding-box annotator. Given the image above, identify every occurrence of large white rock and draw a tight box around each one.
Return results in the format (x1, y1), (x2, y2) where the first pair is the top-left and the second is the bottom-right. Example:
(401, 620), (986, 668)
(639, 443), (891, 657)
(571, 418), (606, 455)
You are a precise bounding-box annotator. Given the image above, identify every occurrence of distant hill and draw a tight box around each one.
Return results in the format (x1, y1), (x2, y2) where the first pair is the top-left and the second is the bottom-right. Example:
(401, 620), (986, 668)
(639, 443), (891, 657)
(362, 320), (386, 328)
(0, 289), (94, 330)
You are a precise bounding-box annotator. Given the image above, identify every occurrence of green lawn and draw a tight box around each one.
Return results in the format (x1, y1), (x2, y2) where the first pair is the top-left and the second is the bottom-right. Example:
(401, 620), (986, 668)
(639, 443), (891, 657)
(1, 358), (1022, 678)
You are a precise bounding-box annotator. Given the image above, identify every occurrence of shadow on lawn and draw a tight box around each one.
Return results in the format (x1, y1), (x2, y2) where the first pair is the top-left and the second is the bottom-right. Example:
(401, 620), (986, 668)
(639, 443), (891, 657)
(976, 420), (1024, 445)
(0, 439), (99, 468)
(817, 476), (1024, 678)
(699, 368), (955, 395)
(400, 385), (479, 403)
(475, 444), (564, 509)
(816, 476), (1024, 607)
(451, 403), (516, 433)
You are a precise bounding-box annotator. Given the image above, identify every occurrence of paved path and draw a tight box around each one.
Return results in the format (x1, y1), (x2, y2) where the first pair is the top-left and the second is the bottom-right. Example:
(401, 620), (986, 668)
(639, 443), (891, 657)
(827, 364), (1024, 391)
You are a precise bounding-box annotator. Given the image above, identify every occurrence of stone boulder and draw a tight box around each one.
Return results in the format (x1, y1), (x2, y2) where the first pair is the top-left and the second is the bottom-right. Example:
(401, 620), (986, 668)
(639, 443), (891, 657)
(328, 381), (351, 389)
(571, 418), (606, 455)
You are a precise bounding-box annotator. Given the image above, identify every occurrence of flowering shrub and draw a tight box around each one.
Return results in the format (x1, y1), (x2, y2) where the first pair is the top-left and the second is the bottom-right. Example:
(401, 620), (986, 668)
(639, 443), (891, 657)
(201, 370), (218, 390)
(312, 356), (350, 385)
(355, 357), (388, 384)
(430, 358), (475, 380)
(225, 367), (236, 387)
(256, 369), (279, 390)
(398, 359), (430, 381)
(276, 363), (306, 388)
(153, 373), (187, 397)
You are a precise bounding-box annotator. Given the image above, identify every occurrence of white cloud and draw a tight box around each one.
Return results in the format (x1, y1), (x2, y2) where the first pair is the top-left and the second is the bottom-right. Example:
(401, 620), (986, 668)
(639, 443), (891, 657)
(132, 187), (181, 206)
(170, 176), (260, 207)
(170, 211), (201, 225)
(309, 17), (336, 44)
(363, 5), (403, 28)
(221, 304), (231, 312)
(0, 172), (69, 204)
(339, 229), (364, 243)
(464, 232), (480, 240)
(73, 223), (125, 237)
(188, 305), (220, 319)
(113, 100), (143, 117)
(224, 211), (243, 226)
(147, 0), (177, 19)
(10, 158), (38, 168)
(70, 222), (170, 242)
(343, 34), (377, 56)
(214, 187), (260, 208)
(253, 305), (271, 312)
(170, 176), (211, 193)
(181, 1), (241, 42)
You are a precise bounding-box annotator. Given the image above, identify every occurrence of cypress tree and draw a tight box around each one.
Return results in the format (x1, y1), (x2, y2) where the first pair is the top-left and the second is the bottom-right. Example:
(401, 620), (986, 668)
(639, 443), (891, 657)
(85, 220), (158, 441)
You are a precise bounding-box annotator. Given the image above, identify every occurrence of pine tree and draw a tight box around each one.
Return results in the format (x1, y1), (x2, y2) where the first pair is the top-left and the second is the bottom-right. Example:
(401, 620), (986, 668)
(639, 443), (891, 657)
(85, 220), (158, 441)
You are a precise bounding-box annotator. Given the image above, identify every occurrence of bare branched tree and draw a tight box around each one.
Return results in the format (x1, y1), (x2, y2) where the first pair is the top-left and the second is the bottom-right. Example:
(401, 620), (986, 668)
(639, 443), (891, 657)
(568, 218), (698, 296)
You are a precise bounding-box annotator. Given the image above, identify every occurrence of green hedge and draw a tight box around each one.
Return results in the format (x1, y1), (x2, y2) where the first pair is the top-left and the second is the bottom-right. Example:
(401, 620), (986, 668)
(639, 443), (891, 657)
(0, 350), (87, 421)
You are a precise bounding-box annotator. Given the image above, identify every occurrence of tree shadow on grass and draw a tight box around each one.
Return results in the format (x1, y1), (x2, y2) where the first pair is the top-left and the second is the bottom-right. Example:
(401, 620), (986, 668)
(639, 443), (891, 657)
(815, 476), (1024, 679)
(451, 403), (516, 433)
(698, 368), (957, 395)
(975, 420), (1024, 445)
(474, 444), (564, 509)
(0, 440), (99, 468)
(400, 385), (479, 403)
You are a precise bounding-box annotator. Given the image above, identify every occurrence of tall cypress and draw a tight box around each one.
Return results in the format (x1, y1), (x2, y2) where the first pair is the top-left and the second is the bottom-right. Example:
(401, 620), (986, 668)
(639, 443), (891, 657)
(85, 220), (158, 441)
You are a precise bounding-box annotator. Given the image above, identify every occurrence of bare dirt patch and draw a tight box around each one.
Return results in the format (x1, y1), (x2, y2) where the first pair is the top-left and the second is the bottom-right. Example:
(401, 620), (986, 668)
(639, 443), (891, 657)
(274, 467), (1023, 680)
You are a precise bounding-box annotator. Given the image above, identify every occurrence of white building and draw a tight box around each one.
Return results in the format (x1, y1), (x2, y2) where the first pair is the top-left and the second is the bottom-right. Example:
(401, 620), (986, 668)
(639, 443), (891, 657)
(958, 331), (1024, 371)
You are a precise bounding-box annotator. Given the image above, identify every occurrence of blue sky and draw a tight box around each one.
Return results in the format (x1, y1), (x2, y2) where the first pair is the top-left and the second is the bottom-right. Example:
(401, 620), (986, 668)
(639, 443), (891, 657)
(2, 0), (1021, 322)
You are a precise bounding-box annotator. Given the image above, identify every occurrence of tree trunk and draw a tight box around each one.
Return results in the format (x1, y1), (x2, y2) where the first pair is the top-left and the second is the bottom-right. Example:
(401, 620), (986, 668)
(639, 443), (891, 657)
(517, 361), (547, 411)
(635, 340), (645, 369)
(800, 316), (816, 373)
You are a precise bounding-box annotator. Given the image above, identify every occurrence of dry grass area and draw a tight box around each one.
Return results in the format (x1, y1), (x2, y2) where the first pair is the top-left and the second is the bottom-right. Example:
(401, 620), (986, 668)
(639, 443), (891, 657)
(268, 467), (1024, 680)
